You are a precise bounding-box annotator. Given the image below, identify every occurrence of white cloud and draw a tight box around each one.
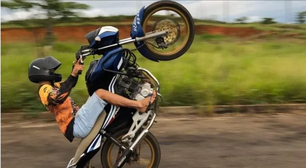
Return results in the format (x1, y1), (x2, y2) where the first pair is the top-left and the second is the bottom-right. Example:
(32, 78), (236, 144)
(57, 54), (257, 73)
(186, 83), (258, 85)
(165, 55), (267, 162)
(182, 0), (306, 23)
(81, 8), (109, 17)
(1, 9), (47, 21)
(246, 16), (262, 23)
(1, 0), (306, 23)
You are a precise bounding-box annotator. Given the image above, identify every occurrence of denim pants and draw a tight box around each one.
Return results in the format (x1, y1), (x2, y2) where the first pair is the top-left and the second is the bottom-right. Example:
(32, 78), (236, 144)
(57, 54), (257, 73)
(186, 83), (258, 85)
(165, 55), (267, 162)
(73, 92), (107, 138)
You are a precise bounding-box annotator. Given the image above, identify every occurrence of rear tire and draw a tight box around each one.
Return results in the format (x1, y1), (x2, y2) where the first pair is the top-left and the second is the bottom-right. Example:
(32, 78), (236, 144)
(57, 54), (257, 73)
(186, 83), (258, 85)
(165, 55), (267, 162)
(100, 128), (161, 168)
(141, 0), (195, 61)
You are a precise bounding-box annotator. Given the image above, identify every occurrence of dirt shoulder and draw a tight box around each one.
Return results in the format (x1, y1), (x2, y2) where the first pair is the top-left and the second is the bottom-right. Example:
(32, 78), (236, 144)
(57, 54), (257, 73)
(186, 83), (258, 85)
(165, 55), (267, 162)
(2, 113), (306, 168)
(2, 104), (306, 124)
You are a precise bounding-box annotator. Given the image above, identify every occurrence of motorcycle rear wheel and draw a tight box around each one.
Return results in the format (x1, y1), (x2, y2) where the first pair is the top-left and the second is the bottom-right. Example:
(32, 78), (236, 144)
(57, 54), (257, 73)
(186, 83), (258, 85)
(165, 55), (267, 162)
(141, 0), (195, 61)
(100, 128), (161, 168)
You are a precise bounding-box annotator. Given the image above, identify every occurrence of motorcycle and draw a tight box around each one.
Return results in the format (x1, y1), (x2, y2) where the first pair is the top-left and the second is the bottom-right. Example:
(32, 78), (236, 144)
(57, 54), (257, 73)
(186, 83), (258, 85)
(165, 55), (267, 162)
(66, 0), (195, 168)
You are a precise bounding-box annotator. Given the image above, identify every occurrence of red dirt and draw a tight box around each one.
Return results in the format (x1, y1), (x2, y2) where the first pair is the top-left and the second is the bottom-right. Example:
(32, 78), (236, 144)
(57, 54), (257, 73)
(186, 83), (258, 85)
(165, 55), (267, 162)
(1, 25), (263, 43)
(195, 25), (263, 38)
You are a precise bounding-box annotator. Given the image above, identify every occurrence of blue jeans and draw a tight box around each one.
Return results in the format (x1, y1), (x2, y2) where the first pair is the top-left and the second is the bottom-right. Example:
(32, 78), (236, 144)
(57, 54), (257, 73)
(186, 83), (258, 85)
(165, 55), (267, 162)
(73, 92), (107, 138)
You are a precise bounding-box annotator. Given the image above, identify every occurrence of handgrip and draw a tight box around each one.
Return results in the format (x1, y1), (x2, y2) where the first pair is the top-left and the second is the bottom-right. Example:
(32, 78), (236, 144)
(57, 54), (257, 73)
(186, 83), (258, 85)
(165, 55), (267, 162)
(77, 58), (84, 75)
(75, 45), (92, 75)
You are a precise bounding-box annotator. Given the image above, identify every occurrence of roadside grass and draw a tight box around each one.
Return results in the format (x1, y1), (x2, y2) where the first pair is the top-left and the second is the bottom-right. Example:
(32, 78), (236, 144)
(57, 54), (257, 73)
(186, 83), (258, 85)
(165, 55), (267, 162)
(2, 34), (306, 113)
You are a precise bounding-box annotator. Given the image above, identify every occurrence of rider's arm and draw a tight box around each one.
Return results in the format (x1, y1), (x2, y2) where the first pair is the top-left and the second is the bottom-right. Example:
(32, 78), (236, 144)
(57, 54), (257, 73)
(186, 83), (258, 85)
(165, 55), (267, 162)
(54, 75), (79, 103)
(39, 75), (79, 106)
(48, 62), (80, 103)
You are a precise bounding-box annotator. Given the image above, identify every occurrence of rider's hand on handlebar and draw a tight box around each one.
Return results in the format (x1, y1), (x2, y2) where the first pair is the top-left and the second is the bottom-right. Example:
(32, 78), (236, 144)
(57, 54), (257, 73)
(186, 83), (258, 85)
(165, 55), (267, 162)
(137, 90), (157, 113)
(75, 45), (93, 60)
(71, 58), (85, 77)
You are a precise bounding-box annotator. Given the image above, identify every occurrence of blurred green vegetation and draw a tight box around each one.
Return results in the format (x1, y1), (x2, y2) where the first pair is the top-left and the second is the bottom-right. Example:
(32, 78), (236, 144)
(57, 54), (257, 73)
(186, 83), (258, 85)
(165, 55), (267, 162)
(0, 16), (226, 28)
(2, 35), (306, 113)
(2, 16), (306, 31)
(2, 16), (306, 39)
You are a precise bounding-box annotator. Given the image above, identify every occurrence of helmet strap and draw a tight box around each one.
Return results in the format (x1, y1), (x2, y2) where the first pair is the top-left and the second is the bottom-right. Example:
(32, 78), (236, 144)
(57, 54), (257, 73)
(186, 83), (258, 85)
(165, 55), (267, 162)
(50, 81), (55, 87)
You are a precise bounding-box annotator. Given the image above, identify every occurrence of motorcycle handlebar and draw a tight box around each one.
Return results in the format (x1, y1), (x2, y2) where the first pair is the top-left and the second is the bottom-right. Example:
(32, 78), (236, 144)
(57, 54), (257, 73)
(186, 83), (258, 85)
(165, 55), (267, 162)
(75, 47), (94, 75)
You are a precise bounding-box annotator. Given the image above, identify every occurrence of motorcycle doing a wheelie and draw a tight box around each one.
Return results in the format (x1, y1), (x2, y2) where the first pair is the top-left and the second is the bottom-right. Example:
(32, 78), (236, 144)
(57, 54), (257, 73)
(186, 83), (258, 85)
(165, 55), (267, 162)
(65, 1), (195, 168)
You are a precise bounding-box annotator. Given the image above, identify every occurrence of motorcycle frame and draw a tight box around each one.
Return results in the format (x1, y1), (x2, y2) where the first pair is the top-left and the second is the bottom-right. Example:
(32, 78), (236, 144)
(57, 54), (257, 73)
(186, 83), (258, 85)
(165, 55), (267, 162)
(80, 30), (169, 58)
(67, 64), (162, 168)
(102, 67), (161, 148)
(68, 5), (167, 168)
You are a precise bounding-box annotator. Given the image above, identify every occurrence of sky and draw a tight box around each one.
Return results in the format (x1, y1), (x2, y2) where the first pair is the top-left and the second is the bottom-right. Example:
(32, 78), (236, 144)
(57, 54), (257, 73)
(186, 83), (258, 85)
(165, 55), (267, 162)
(1, 0), (306, 23)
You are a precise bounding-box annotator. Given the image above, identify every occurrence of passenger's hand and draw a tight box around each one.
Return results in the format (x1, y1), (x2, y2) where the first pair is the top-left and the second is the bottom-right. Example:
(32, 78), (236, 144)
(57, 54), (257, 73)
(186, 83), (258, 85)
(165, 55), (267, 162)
(71, 58), (84, 77)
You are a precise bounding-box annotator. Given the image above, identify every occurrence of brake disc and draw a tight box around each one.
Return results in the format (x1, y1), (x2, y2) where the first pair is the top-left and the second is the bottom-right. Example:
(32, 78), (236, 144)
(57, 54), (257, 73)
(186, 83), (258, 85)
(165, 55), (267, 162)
(153, 18), (181, 46)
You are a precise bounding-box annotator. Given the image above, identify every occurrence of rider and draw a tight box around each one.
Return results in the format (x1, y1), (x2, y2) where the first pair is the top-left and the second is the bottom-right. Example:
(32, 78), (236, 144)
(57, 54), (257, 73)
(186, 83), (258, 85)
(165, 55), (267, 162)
(28, 55), (156, 142)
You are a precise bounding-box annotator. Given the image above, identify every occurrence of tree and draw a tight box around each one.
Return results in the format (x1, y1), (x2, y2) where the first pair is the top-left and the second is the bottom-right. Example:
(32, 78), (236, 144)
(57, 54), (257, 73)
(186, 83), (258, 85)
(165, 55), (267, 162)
(2, 0), (44, 56)
(296, 11), (306, 24)
(235, 17), (248, 24)
(1, 0), (90, 47)
(261, 18), (276, 24)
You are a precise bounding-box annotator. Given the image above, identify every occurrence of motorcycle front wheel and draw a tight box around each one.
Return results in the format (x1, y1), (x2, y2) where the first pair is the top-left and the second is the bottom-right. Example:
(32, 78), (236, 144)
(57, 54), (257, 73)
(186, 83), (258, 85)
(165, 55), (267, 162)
(141, 0), (195, 61)
(100, 128), (161, 168)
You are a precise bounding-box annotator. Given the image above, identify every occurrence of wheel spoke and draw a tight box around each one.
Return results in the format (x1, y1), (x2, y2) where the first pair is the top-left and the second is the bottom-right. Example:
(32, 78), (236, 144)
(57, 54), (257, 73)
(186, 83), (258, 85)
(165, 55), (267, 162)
(116, 149), (122, 160)
(106, 138), (155, 168)
(138, 158), (151, 165)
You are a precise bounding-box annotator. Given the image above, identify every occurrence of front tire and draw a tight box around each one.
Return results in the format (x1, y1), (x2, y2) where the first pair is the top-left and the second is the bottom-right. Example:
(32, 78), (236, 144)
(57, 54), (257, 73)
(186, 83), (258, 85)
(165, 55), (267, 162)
(100, 128), (161, 168)
(141, 0), (195, 61)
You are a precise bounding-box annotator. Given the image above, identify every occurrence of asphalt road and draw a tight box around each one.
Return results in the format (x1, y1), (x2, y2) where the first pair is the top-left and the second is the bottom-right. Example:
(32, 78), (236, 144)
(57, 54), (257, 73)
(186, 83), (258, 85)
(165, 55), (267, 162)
(2, 113), (306, 168)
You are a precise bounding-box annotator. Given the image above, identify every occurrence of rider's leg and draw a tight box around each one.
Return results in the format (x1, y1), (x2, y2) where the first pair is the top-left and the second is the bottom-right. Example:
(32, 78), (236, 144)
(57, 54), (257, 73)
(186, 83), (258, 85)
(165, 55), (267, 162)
(73, 89), (156, 139)
(69, 112), (107, 167)
(94, 89), (156, 113)
(73, 92), (107, 138)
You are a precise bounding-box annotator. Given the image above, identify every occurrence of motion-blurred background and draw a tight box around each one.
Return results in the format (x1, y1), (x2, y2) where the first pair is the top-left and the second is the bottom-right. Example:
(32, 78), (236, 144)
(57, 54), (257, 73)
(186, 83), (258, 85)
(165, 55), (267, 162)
(1, 0), (306, 115)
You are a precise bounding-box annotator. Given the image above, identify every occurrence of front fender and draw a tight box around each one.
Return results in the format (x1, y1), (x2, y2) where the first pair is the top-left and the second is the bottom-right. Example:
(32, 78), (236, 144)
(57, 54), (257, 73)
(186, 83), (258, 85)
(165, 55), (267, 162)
(130, 6), (159, 62)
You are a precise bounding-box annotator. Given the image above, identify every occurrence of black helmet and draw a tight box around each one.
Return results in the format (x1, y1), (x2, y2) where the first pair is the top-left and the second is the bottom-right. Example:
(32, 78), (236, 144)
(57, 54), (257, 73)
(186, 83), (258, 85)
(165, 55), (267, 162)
(28, 56), (62, 83)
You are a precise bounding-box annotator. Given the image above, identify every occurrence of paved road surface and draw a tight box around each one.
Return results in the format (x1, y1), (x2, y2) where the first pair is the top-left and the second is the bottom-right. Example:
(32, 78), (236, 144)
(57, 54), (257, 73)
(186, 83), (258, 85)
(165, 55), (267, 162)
(2, 113), (306, 168)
